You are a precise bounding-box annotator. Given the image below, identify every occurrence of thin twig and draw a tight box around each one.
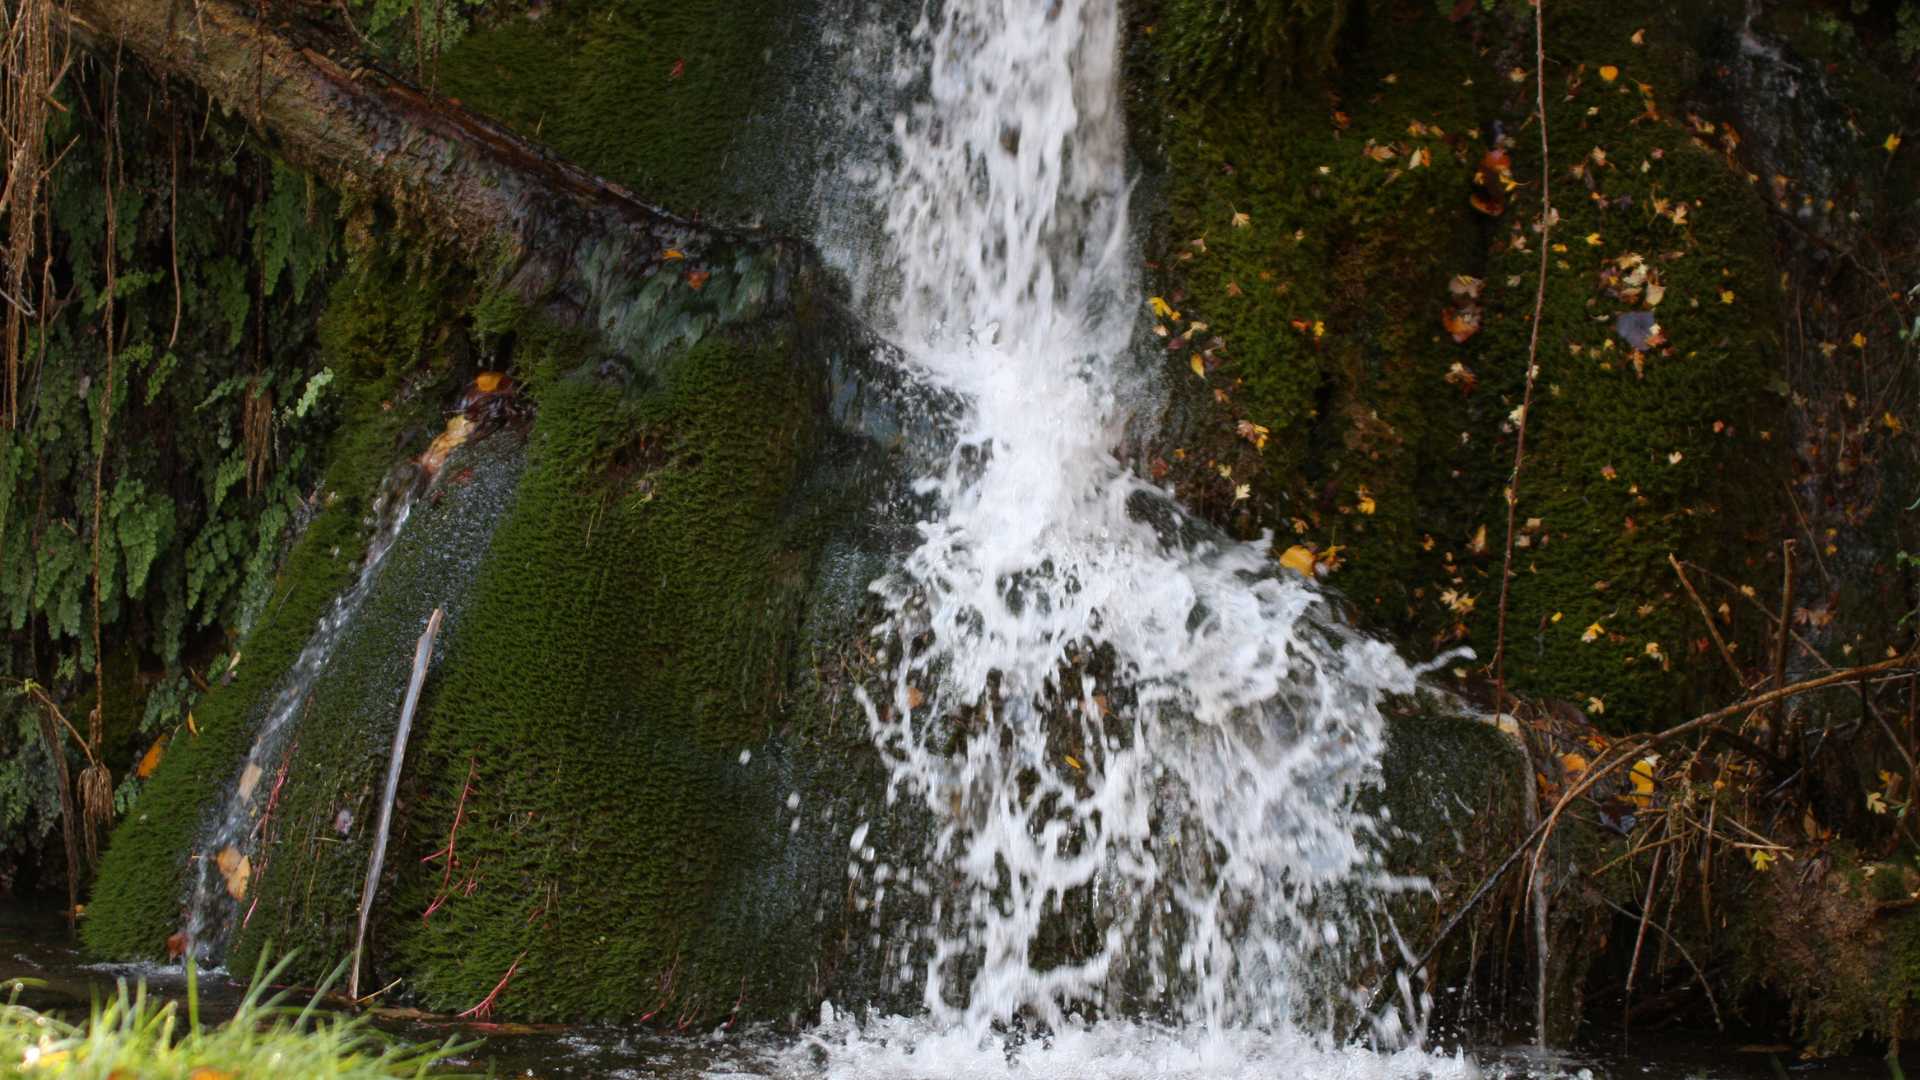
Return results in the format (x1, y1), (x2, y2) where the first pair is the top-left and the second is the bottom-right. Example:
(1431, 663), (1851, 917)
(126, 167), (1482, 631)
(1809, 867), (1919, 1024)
(1492, 0), (1557, 1045)
(1592, 893), (1724, 1031)
(1670, 553), (1747, 687)
(1772, 541), (1795, 755)
(1623, 845), (1665, 1029)
(1783, 482), (1834, 588)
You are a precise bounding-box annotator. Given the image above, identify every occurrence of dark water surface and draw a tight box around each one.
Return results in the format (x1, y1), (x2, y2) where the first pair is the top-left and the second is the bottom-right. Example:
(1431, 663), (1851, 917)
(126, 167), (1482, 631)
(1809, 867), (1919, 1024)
(0, 902), (1902, 1079)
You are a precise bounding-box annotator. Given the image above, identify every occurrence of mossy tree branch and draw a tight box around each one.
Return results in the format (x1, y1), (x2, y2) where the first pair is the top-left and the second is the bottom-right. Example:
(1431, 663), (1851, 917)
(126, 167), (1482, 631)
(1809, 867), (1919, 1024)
(56, 0), (798, 304)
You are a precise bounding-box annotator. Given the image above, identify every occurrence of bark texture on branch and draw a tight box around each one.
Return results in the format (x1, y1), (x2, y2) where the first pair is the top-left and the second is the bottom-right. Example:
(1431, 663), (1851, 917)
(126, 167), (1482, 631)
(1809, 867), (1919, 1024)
(60, 0), (805, 327)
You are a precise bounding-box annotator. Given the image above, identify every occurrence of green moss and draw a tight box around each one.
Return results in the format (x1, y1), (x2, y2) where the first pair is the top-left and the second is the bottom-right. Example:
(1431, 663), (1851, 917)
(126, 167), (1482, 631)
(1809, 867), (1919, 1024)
(1730, 845), (1920, 1054)
(82, 251), (463, 960)
(370, 326), (828, 1021)
(82, 382), (412, 959)
(434, 0), (794, 222)
(223, 433), (527, 988)
(1144, 0), (1785, 727)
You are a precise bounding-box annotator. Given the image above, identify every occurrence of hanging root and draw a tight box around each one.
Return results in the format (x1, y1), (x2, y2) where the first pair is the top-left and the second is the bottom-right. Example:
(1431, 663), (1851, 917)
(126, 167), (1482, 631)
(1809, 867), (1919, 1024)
(77, 759), (112, 866)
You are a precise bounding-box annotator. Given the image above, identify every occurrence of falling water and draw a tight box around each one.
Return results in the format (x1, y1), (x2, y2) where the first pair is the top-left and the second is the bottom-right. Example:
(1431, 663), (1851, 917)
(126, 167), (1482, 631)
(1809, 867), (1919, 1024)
(811, 0), (1441, 1060)
(181, 461), (422, 961)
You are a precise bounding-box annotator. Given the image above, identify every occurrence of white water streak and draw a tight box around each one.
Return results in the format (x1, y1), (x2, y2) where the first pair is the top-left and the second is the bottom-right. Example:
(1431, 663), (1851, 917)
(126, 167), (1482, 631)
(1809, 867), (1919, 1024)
(182, 463), (420, 959)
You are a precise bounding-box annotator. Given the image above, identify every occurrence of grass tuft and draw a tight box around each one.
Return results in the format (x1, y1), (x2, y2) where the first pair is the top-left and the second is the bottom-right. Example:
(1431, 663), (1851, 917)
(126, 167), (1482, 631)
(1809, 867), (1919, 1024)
(0, 953), (474, 1078)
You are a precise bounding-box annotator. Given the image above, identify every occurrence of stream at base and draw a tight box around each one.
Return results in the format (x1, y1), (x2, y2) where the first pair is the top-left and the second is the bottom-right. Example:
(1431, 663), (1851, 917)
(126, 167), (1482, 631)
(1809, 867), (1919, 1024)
(2, 904), (1902, 1079)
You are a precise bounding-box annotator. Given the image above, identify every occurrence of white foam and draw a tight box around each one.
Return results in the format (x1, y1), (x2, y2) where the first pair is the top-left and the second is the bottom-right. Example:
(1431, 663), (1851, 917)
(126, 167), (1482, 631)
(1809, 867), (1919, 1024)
(763, 1015), (1489, 1080)
(825, 0), (1428, 1042)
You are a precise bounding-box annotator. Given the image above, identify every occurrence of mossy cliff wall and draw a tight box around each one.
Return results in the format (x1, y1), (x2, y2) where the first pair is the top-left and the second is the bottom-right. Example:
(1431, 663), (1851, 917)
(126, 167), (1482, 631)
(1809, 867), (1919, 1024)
(1138, 0), (1788, 729)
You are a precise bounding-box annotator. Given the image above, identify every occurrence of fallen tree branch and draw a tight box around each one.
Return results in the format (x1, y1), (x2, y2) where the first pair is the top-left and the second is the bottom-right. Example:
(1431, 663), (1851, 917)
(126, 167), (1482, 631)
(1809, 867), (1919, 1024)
(56, 0), (806, 327)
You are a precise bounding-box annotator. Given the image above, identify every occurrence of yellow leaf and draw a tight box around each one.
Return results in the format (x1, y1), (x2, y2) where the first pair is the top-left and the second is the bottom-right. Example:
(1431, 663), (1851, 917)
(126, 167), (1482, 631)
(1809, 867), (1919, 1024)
(1886, 133), (1903, 154)
(1599, 64), (1620, 83)
(474, 371), (505, 393)
(1312, 319), (1327, 339)
(1884, 412), (1904, 433)
(1582, 621), (1605, 643)
(1190, 354), (1206, 379)
(186, 711), (200, 737)
(1719, 288), (1736, 304)
(1551, 611), (1564, 623)
(1230, 211), (1251, 228)
(1560, 752), (1590, 777)
(1279, 545), (1317, 578)
(1356, 485), (1377, 515)
(1233, 483), (1251, 502)
(1585, 232), (1603, 246)
(1629, 756), (1657, 808)
(1749, 849), (1776, 871)
(662, 249), (686, 261)
(1853, 331), (1868, 349)
(1466, 523), (1488, 555)
(1148, 296), (1176, 319)
(1586, 695), (1605, 714)
(1064, 755), (1083, 772)
(1868, 791), (1889, 815)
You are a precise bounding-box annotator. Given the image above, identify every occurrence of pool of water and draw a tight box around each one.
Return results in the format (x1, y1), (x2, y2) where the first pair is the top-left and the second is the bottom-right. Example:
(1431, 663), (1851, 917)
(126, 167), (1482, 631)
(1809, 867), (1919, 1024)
(0, 903), (1900, 1079)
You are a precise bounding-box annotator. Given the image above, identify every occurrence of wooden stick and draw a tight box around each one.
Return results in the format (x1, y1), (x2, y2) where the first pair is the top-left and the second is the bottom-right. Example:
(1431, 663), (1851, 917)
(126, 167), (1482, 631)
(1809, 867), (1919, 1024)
(349, 606), (443, 1002)
(1771, 541), (1794, 757)
(1623, 845), (1665, 1031)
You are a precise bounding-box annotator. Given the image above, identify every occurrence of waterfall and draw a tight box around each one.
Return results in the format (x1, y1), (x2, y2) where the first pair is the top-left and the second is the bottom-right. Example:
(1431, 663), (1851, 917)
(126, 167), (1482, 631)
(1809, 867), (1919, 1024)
(816, 0), (1438, 1051)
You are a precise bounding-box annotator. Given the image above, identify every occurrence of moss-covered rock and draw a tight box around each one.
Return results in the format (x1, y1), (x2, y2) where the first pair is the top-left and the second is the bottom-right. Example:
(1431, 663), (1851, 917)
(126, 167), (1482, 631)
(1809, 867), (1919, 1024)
(1139, 0), (1786, 730)
(434, 0), (803, 224)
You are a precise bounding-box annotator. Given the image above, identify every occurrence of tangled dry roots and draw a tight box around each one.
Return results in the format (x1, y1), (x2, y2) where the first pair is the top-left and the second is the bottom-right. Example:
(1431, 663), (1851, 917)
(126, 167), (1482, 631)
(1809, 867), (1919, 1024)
(78, 761), (112, 866)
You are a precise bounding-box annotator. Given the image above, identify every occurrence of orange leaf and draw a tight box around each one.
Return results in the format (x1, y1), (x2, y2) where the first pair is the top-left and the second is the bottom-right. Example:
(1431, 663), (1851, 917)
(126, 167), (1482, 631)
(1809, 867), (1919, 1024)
(1441, 305), (1481, 343)
(136, 735), (168, 779)
(685, 269), (711, 291)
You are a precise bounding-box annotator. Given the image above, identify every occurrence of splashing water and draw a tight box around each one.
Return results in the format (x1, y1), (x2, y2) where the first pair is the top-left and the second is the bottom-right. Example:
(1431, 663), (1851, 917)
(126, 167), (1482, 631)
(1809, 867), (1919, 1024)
(825, 0), (1435, 1050)
(182, 462), (421, 961)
